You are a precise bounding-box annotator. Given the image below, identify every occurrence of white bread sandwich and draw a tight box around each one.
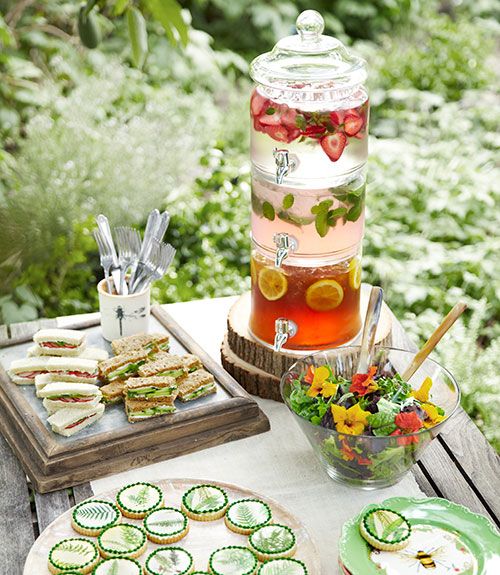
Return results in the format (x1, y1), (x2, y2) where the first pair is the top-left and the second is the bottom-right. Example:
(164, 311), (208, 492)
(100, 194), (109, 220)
(9, 357), (98, 385)
(47, 404), (105, 437)
(39, 382), (102, 413)
(35, 373), (59, 396)
(98, 350), (148, 383)
(177, 369), (217, 402)
(28, 344), (109, 362)
(33, 329), (86, 357)
(111, 333), (170, 355)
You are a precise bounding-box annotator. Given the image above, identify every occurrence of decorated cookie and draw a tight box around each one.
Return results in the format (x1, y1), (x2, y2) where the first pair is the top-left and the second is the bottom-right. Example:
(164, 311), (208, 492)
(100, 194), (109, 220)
(144, 507), (189, 544)
(144, 547), (194, 575)
(191, 572), (211, 575)
(257, 558), (308, 575)
(48, 537), (99, 574)
(98, 523), (147, 559)
(181, 484), (229, 521)
(116, 482), (164, 519)
(71, 499), (121, 536)
(209, 546), (258, 575)
(249, 525), (297, 562)
(225, 499), (272, 535)
(93, 557), (142, 575)
(360, 508), (411, 551)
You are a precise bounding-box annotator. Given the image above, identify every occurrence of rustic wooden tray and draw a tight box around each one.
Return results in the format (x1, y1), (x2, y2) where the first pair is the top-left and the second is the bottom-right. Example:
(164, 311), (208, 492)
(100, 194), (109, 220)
(0, 306), (270, 493)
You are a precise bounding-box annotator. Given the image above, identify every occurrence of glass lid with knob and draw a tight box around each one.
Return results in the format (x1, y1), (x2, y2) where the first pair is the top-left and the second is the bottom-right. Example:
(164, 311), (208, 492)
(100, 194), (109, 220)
(250, 10), (367, 99)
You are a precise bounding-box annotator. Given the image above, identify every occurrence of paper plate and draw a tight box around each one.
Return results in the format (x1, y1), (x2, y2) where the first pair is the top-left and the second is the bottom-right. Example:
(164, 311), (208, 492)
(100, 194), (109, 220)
(24, 478), (321, 574)
(339, 497), (500, 575)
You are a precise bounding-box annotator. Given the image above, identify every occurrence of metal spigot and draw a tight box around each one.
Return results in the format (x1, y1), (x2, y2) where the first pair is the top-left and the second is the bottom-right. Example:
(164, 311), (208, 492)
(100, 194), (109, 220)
(273, 232), (298, 267)
(273, 148), (297, 184)
(274, 318), (298, 352)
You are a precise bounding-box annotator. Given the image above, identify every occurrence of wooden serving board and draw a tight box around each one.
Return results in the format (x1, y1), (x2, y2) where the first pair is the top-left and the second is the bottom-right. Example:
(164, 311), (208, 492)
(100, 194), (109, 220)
(24, 478), (321, 575)
(222, 285), (392, 401)
(0, 307), (269, 493)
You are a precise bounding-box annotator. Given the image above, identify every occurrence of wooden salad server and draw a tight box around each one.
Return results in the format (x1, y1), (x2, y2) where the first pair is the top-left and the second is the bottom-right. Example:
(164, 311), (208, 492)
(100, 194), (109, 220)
(356, 286), (384, 374)
(402, 301), (467, 380)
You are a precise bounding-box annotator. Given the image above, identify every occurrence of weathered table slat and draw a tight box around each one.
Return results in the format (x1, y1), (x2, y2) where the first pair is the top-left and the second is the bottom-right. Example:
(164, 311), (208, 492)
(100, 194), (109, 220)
(34, 490), (72, 534)
(0, 434), (34, 575)
(73, 483), (94, 504)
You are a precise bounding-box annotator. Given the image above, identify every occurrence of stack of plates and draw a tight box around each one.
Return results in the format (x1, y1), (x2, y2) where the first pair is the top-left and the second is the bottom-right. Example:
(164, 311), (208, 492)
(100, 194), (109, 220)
(338, 497), (500, 575)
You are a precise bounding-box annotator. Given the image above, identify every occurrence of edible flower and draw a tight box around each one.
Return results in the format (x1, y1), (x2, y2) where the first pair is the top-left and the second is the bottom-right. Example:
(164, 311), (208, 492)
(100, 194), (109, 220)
(331, 403), (370, 435)
(390, 429), (419, 446)
(395, 411), (424, 433)
(305, 365), (338, 398)
(421, 403), (445, 428)
(411, 377), (433, 403)
(339, 440), (372, 465)
(349, 365), (378, 396)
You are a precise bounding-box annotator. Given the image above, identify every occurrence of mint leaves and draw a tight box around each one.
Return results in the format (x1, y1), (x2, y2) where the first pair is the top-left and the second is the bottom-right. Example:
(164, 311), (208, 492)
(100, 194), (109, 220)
(262, 201), (275, 221)
(282, 194), (294, 210)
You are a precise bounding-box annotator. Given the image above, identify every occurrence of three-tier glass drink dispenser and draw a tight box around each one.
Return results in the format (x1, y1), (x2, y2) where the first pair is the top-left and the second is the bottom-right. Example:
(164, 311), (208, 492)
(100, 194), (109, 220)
(248, 10), (369, 352)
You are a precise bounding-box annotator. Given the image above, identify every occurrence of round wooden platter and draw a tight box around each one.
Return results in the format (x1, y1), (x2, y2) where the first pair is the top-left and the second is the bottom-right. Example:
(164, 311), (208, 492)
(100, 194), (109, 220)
(221, 284), (392, 401)
(24, 478), (321, 575)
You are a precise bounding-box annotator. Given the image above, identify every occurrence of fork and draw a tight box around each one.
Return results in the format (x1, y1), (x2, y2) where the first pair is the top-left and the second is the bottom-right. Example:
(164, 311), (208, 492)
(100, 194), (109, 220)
(115, 226), (141, 295)
(93, 229), (114, 294)
(133, 240), (176, 293)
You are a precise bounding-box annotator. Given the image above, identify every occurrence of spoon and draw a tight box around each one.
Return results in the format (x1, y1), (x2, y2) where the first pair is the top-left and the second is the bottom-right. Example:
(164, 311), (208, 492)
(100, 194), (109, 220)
(401, 301), (467, 381)
(356, 286), (384, 374)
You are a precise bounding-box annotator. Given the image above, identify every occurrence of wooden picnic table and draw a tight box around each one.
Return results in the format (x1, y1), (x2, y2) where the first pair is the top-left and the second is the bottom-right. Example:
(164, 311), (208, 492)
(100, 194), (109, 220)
(1, 296), (499, 574)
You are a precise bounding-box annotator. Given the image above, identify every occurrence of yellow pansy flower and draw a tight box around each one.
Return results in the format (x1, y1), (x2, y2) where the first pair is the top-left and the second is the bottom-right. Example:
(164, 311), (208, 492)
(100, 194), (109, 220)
(331, 403), (370, 435)
(321, 380), (339, 398)
(411, 377), (433, 403)
(306, 365), (331, 397)
(421, 402), (445, 428)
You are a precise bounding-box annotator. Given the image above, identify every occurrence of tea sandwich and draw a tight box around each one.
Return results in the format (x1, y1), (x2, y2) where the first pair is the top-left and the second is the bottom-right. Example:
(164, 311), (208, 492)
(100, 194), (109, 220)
(177, 369), (217, 402)
(33, 328), (86, 357)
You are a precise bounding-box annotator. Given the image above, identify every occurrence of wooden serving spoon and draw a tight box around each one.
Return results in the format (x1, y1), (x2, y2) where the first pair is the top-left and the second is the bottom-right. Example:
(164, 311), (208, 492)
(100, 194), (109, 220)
(402, 301), (467, 381)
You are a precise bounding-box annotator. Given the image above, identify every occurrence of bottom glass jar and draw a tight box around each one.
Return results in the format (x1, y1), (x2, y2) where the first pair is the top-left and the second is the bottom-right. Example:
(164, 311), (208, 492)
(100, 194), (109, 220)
(249, 244), (362, 351)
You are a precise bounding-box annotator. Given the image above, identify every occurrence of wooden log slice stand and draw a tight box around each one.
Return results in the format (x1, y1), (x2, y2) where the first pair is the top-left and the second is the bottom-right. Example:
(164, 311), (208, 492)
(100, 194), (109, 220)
(221, 284), (392, 401)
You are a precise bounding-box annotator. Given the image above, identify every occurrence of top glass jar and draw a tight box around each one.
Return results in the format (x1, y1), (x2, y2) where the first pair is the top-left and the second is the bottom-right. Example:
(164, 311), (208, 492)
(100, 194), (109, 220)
(250, 10), (369, 187)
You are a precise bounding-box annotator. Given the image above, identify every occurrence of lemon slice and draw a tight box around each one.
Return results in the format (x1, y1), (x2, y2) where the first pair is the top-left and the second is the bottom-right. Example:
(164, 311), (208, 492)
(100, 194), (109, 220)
(306, 279), (344, 311)
(258, 267), (288, 301)
(250, 258), (258, 284)
(349, 257), (362, 289)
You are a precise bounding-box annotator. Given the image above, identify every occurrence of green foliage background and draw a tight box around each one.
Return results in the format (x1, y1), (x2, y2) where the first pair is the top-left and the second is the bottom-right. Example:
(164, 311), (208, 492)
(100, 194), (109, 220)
(0, 0), (499, 448)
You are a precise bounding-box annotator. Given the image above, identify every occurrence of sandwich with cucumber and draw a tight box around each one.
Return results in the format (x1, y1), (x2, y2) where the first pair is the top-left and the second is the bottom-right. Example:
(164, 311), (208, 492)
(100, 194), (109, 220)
(47, 404), (105, 437)
(137, 354), (187, 380)
(111, 332), (170, 355)
(9, 357), (99, 385)
(98, 350), (148, 383)
(177, 369), (217, 402)
(39, 382), (102, 414)
(124, 376), (178, 423)
(33, 328), (86, 357)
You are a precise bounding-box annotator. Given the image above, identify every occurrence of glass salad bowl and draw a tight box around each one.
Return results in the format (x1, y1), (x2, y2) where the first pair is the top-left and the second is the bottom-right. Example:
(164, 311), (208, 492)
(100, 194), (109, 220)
(280, 346), (460, 489)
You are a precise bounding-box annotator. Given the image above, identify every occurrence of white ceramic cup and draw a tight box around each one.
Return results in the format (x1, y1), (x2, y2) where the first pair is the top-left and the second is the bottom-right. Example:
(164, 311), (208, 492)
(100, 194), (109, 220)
(97, 279), (150, 342)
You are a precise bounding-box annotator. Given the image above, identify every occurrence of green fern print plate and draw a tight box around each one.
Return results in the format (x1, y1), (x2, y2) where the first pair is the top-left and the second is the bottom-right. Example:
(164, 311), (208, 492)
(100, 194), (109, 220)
(226, 499), (272, 532)
(98, 524), (146, 556)
(72, 499), (120, 533)
(94, 557), (142, 575)
(182, 484), (228, 515)
(258, 558), (308, 575)
(117, 482), (163, 515)
(209, 546), (258, 575)
(339, 497), (500, 575)
(249, 525), (296, 556)
(145, 547), (193, 575)
(48, 538), (98, 572)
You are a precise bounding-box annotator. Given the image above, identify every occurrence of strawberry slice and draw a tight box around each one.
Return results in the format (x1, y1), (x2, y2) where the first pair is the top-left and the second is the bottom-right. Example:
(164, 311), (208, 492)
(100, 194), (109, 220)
(259, 106), (282, 126)
(250, 90), (268, 117)
(329, 110), (345, 127)
(303, 124), (326, 138)
(280, 107), (298, 129)
(263, 124), (293, 143)
(320, 132), (347, 161)
(344, 112), (364, 136)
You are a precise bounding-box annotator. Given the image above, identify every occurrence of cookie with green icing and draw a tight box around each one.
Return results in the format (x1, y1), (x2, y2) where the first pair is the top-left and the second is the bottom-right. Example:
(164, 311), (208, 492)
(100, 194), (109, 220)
(116, 482), (163, 518)
(359, 507), (411, 551)
(97, 523), (147, 559)
(144, 506), (189, 544)
(225, 499), (272, 535)
(257, 558), (308, 575)
(249, 525), (297, 562)
(209, 546), (258, 575)
(48, 537), (99, 575)
(181, 484), (228, 521)
(144, 547), (194, 575)
(71, 499), (121, 536)
(93, 557), (142, 575)
(191, 572), (211, 575)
